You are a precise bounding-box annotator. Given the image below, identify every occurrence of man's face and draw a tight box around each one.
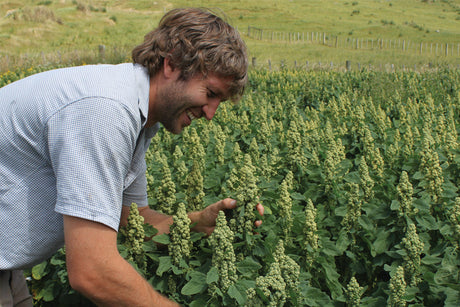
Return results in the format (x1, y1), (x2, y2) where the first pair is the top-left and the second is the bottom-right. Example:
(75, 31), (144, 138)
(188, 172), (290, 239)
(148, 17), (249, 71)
(154, 72), (232, 134)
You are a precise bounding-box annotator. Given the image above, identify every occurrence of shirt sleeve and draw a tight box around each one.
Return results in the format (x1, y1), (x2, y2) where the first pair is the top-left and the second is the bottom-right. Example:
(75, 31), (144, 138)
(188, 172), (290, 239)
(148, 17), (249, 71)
(122, 160), (149, 208)
(47, 97), (139, 231)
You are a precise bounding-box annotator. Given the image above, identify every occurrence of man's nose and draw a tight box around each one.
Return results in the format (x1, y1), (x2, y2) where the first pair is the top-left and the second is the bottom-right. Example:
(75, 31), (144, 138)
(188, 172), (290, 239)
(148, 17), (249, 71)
(202, 99), (220, 120)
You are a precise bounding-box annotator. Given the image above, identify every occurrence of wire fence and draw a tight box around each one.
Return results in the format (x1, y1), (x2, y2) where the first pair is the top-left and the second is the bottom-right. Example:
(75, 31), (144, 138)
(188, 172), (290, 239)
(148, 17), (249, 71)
(247, 26), (460, 57)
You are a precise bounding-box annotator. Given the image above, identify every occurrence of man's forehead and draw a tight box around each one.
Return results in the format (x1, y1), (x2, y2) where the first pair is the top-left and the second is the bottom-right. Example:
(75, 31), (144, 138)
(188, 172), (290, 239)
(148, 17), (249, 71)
(206, 73), (233, 99)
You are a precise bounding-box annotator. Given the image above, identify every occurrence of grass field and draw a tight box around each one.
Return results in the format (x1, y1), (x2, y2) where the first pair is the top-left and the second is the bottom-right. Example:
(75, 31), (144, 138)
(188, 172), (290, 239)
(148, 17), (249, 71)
(0, 0), (459, 71)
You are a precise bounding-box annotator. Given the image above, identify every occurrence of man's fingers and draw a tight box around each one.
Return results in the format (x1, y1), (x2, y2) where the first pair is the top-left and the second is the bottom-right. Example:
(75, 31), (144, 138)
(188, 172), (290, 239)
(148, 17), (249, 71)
(256, 203), (264, 216)
(220, 198), (237, 210)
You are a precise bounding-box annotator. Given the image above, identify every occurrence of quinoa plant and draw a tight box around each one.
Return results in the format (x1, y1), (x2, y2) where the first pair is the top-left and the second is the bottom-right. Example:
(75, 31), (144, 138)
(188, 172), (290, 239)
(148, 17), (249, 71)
(154, 154), (177, 215)
(208, 211), (237, 293)
(401, 224), (424, 287)
(359, 156), (374, 201)
(389, 266), (407, 307)
(345, 277), (364, 307)
(119, 203), (146, 270)
(277, 178), (293, 241)
(303, 199), (319, 267)
(168, 203), (192, 268)
(186, 160), (205, 212)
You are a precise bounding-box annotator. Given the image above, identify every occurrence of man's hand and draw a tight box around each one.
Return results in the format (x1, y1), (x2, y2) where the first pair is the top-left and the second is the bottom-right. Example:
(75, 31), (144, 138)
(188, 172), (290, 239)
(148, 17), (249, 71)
(189, 198), (264, 236)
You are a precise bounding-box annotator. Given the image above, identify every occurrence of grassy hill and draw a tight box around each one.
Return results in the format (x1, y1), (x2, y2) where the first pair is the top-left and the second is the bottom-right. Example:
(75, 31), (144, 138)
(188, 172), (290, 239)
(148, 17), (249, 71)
(0, 0), (459, 71)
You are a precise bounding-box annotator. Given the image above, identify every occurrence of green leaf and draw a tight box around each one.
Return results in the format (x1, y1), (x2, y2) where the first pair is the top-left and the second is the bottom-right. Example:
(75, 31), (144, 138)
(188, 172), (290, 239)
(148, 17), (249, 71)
(236, 257), (262, 276)
(291, 192), (306, 200)
(320, 239), (342, 257)
(412, 171), (424, 180)
(444, 287), (460, 307)
(228, 284), (246, 305)
(189, 297), (209, 307)
(390, 200), (400, 211)
(152, 233), (170, 245)
(203, 176), (221, 189)
(301, 285), (333, 306)
(31, 261), (48, 280)
(421, 254), (442, 265)
(143, 224), (158, 237)
(415, 214), (438, 230)
(156, 256), (172, 276)
(334, 206), (347, 217)
(181, 271), (207, 295)
(39, 283), (56, 302)
(206, 266), (219, 284)
(434, 266), (458, 284)
(336, 231), (350, 253)
(190, 232), (206, 242)
(442, 180), (458, 197)
(373, 229), (391, 255)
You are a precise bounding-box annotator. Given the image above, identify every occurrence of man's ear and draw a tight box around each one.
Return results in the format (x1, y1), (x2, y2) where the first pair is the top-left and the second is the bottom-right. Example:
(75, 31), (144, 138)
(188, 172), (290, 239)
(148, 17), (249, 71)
(163, 57), (176, 79)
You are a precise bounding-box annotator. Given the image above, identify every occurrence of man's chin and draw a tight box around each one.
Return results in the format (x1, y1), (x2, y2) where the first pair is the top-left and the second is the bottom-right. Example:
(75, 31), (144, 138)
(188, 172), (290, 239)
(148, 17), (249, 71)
(163, 125), (183, 134)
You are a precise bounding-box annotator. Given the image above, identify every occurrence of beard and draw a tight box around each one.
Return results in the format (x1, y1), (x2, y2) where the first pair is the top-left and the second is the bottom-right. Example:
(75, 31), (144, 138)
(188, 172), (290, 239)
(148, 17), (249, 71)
(155, 80), (194, 134)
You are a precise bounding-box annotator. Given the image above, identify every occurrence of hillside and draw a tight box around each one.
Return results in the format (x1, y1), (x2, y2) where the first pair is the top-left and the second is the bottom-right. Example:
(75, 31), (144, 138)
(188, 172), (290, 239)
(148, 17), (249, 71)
(0, 0), (459, 71)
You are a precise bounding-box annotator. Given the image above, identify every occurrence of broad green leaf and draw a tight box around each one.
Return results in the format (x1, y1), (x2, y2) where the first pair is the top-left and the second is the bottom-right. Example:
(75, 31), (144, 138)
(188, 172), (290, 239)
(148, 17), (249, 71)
(444, 287), (460, 307)
(301, 285), (333, 306)
(434, 266), (457, 284)
(373, 230), (391, 255)
(291, 192), (306, 200)
(152, 233), (170, 245)
(156, 256), (172, 276)
(334, 206), (347, 217)
(143, 224), (158, 237)
(206, 266), (219, 284)
(31, 261), (48, 280)
(39, 283), (56, 302)
(181, 271), (207, 295)
(189, 297), (208, 307)
(390, 200), (400, 211)
(421, 254), (442, 265)
(228, 284), (245, 305)
(442, 180), (458, 197)
(336, 231), (350, 252)
(237, 257), (262, 275)
(415, 214), (438, 230)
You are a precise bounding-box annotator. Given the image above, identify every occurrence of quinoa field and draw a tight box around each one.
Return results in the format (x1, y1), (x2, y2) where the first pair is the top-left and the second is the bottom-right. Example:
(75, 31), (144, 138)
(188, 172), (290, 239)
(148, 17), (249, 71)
(2, 67), (460, 306)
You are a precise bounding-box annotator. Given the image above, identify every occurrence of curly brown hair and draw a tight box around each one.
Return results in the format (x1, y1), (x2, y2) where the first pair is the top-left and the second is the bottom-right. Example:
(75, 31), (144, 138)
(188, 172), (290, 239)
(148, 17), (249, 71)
(132, 8), (248, 101)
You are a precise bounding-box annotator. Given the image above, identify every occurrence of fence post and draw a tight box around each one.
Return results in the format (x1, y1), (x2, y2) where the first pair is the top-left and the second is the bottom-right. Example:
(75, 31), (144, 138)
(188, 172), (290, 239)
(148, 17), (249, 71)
(252, 57), (257, 68)
(98, 45), (105, 62)
(346, 60), (351, 71)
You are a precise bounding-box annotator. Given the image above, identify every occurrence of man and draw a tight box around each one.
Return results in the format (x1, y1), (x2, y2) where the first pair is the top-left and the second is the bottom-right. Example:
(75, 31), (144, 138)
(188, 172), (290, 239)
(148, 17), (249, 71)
(0, 8), (263, 306)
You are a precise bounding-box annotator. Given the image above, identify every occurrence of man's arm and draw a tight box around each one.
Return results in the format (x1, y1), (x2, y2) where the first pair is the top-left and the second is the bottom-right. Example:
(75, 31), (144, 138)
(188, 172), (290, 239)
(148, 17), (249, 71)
(63, 215), (179, 306)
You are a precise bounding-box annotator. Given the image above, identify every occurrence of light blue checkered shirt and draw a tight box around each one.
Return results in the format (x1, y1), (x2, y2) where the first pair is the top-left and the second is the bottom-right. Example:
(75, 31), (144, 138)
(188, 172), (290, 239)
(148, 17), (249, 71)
(0, 63), (159, 269)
